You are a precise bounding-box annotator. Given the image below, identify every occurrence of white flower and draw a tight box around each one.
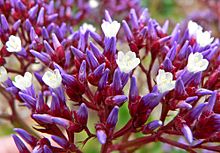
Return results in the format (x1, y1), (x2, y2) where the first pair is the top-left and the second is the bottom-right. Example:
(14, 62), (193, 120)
(0, 66), (8, 83)
(42, 69), (62, 89)
(13, 72), (32, 90)
(89, 0), (99, 8)
(187, 21), (214, 47)
(80, 23), (96, 34)
(156, 69), (176, 93)
(188, 21), (202, 37)
(101, 20), (120, 38)
(116, 51), (140, 73)
(6, 35), (22, 52)
(0, 39), (3, 50)
(196, 30), (214, 47)
(187, 52), (209, 73)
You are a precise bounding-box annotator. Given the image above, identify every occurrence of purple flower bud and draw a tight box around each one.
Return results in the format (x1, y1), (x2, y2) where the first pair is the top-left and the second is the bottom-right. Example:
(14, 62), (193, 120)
(191, 72), (202, 86)
(206, 46), (218, 60)
(52, 117), (71, 129)
(47, 1), (54, 14)
(52, 33), (61, 50)
(43, 145), (52, 153)
(178, 40), (189, 60)
(196, 88), (213, 96)
(86, 50), (99, 70)
(44, 40), (55, 55)
(185, 103), (207, 124)
(14, 128), (37, 147)
(92, 63), (105, 78)
(204, 90), (217, 113)
(47, 13), (58, 22)
(51, 92), (61, 114)
(97, 130), (107, 144)
(176, 101), (192, 110)
(158, 36), (171, 44)
(90, 31), (103, 45)
(30, 27), (38, 41)
(12, 19), (21, 31)
(28, 4), (39, 20)
(148, 19), (157, 38)
(98, 68), (110, 90)
(32, 114), (53, 124)
(185, 96), (198, 103)
(19, 92), (36, 109)
(107, 106), (119, 129)
(34, 72), (44, 84)
(143, 120), (162, 134)
(162, 20), (169, 33)
(90, 42), (105, 61)
(17, 0), (26, 11)
(139, 8), (149, 23)
(78, 60), (87, 84)
(111, 69), (122, 93)
(181, 124), (193, 144)
(30, 50), (51, 65)
(130, 9), (138, 29)
(6, 86), (19, 94)
(36, 92), (45, 112)
(129, 77), (139, 102)
(12, 134), (30, 153)
(105, 95), (128, 106)
(61, 73), (78, 86)
(51, 135), (68, 148)
(122, 20), (133, 41)
(104, 37), (116, 58)
(71, 46), (85, 60)
(1, 14), (9, 31)
(166, 42), (177, 61)
(42, 27), (49, 40)
(163, 57), (173, 72)
(104, 10), (112, 22)
(175, 78), (186, 96)
(139, 93), (160, 112)
(37, 7), (44, 25)
(77, 103), (88, 126)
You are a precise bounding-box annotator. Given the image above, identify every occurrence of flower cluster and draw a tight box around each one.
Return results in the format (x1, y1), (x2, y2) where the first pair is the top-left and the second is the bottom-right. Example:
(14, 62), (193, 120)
(0, 1), (219, 153)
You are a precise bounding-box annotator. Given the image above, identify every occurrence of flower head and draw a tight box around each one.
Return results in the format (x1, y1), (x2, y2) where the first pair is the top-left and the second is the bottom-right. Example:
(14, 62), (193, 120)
(156, 69), (176, 93)
(116, 51), (140, 73)
(6, 35), (22, 52)
(89, 0), (99, 8)
(188, 21), (202, 37)
(13, 72), (32, 90)
(0, 66), (8, 83)
(187, 52), (209, 73)
(80, 23), (96, 34)
(42, 69), (62, 89)
(101, 20), (120, 38)
(196, 30), (214, 47)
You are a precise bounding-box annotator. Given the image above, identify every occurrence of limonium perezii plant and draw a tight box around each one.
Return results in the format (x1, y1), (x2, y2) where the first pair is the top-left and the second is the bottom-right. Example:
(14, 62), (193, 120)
(0, 1), (219, 153)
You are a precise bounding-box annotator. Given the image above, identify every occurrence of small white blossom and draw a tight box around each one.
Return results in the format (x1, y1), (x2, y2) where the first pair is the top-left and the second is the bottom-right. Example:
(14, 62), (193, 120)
(89, 0), (99, 8)
(196, 30), (214, 47)
(156, 69), (176, 93)
(80, 23), (96, 34)
(42, 69), (62, 89)
(187, 52), (209, 73)
(6, 35), (22, 52)
(116, 51), (140, 73)
(101, 20), (120, 38)
(13, 72), (32, 90)
(188, 21), (202, 37)
(0, 66), (8, 83)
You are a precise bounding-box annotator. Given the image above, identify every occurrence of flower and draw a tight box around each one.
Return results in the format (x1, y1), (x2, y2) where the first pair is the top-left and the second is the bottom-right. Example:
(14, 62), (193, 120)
(13, 72), (32, 90)
(188, 21), (202, 37)
(101, 20), (120, 38)
(0, 66), (8, 83)
(89, 0), (99, 8)
(196, 30), (214, 47)
(156, 69), (176, 93)
(6, 35), (22, 52)
(42, 69), (62, 89)
(187, 21), (214, 47)
(116, 51), (140, 73)
(187, 52), (209, 73)
(80, 23), (96, 34)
